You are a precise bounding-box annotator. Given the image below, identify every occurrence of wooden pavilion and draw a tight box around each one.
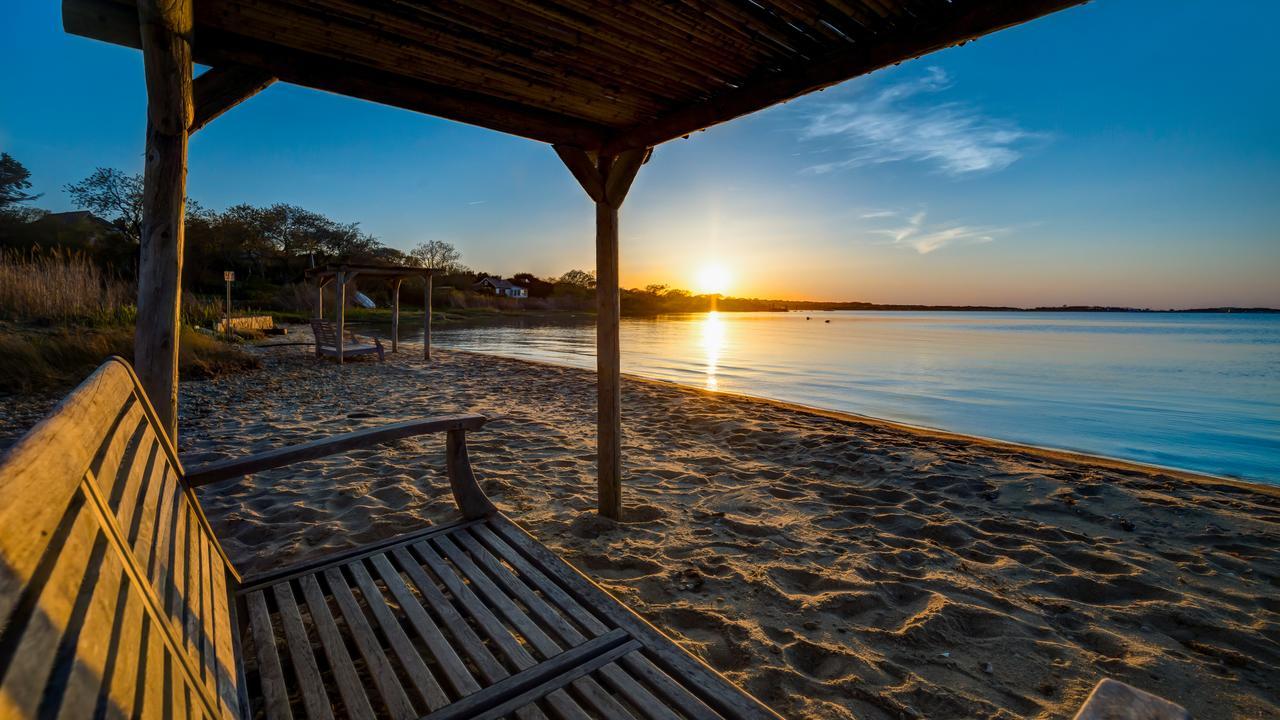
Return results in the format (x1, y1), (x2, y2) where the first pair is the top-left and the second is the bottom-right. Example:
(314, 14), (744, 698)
(63, 0), (1088, 519)
(305, 264), (435, 361)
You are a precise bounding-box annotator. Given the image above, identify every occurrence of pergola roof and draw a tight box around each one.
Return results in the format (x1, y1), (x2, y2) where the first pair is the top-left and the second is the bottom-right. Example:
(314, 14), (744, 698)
(64, 0), (1086, 152)
(304, 263), (434, 281)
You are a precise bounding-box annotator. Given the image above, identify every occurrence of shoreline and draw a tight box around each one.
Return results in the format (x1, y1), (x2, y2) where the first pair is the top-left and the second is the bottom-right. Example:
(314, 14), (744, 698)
(174, 343), (1279, 720)
(441, 346), (1279, 495)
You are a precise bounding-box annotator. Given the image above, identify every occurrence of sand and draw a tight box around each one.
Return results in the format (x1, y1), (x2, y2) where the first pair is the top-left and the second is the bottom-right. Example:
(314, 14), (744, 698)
(21, 334), (1277, 719)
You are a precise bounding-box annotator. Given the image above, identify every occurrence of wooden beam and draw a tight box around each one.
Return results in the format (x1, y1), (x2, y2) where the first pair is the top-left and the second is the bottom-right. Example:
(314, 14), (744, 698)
(391, 277), (402, 354)
(424, 273), (433, 361)
(190, 65), (275, 134)
(604, 148), (647, 207)
(556, 147), (652, 519)
(595, 174), (622, 520)
(336, 271), (345, 364)
(64, 0), (610, 149)
(600, 0), (1091, 153)
(552, 146), (602, 203)
(134, 0), (193, 441)
(184, 414), (486, 487)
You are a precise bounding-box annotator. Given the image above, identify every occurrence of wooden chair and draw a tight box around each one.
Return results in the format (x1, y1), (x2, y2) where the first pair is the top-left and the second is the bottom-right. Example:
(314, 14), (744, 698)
(312, 318), (385, 362)
(0, 358), (781, 719)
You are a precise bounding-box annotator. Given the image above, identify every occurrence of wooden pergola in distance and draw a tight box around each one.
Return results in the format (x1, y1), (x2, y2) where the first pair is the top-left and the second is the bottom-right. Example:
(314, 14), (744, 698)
(304, 264), (435, 361)
(64, 0), (1088, 519)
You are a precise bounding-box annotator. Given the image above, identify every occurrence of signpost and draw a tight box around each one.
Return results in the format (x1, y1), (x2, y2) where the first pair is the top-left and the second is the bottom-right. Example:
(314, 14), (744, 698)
(223, 270), (235, 332)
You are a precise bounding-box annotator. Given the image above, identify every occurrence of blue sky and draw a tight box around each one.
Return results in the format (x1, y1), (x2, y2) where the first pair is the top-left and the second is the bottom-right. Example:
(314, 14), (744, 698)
(3, 1), (1278, 307)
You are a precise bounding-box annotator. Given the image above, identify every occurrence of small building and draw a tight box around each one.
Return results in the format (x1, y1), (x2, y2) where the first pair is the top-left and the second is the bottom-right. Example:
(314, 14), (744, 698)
(473, 276), (528, 298)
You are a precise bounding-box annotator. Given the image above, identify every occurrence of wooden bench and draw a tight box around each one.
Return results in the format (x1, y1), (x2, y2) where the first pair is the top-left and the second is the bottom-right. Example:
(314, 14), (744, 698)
(312, 318), (385, 362)
(0, 357), (781, 719)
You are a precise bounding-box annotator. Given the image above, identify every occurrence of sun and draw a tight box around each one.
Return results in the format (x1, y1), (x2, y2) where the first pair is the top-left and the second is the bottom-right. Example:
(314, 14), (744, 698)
(695, 263), (731, 295)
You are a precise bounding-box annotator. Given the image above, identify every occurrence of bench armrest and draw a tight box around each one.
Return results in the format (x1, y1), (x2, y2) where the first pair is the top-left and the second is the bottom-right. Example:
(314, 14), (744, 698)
(185, 414), (493, 512)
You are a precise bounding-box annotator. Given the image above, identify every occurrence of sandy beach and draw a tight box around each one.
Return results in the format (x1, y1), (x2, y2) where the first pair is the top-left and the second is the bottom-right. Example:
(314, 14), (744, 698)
(15, 337), (1271, 719)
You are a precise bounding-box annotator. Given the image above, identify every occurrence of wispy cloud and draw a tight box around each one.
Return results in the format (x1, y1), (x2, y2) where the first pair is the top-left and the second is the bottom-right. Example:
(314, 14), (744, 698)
(800, 67), (1039, 176)
(872, 210), (1006, 254)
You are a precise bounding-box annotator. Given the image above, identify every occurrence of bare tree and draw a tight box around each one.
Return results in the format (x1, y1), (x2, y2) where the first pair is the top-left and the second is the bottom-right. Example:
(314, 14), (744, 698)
(410, 239), (464, 272)
(64, 168), (144, 241)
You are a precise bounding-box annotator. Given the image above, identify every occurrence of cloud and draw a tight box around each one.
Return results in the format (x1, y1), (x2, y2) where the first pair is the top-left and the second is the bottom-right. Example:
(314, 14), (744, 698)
(859, 210), (897, 219)
(800, 67), (1039, 176)
(872, 210), (1005, 254)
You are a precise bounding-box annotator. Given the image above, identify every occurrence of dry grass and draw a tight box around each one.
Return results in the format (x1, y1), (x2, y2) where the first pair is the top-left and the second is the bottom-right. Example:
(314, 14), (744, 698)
(0, 326), (260, 395)
(0, 248), (134, 326)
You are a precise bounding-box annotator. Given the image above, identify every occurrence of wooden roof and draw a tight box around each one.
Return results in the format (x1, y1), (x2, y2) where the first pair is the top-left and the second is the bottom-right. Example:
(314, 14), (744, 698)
(64, 0), (1086, 152)
(305, 263), (434, 280)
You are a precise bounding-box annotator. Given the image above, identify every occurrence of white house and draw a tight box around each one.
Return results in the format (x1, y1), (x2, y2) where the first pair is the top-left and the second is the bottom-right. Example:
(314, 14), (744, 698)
(473, 276), (528, 298)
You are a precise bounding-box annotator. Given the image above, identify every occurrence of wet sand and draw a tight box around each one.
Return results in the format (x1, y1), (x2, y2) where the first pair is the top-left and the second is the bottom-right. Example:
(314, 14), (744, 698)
(171, 341), (1279, 719)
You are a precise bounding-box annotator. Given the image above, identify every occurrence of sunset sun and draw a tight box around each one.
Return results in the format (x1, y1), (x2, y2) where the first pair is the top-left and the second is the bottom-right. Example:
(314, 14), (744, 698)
(695, 263), (731, 296)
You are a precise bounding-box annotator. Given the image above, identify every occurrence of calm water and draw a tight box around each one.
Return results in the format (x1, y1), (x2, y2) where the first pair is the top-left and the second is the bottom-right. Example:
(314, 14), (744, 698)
(407, 312), (1279, 482)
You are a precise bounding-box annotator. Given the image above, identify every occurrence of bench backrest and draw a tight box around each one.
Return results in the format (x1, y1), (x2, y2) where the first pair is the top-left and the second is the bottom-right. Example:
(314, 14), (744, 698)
(0, 358), (242, 719)
(311, 317), (338, 350)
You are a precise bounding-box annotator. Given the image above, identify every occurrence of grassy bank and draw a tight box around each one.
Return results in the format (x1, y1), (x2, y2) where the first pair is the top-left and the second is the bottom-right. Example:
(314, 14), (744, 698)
(0, 325), (260, 395)
(0, 249), (258, 395)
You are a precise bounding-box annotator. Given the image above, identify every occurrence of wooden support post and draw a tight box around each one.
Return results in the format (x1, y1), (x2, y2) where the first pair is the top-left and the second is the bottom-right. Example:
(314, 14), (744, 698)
(554, 145), (650, 520)
(392, 277), (402, 354)
(335, 271), (346, 364)
(135, 0), (193, 442)
(423, 272), (433, 361)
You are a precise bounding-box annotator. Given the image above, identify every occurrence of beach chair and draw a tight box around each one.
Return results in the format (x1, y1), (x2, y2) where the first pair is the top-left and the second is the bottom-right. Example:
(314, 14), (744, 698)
(0, 357), (781, 719)
(312, 317), (385, 362)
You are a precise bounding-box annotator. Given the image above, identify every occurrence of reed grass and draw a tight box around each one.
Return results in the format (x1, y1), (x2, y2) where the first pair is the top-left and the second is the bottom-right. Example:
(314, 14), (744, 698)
(0, 248), (135, 326)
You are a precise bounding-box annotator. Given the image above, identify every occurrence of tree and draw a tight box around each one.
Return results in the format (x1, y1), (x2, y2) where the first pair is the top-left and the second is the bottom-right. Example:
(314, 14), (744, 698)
(558, 269), (595, 288)
(0, 153), (41, 214)
(409, 239), (464, 273)
(65, 168), (144, 241)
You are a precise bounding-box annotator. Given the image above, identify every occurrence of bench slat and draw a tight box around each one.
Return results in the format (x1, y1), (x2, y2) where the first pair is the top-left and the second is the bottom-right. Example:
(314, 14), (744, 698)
(321, 567), (417, 720)
(472, 523), (714, 719)
(270, 581), (333, 720)
(411, 539), (593, 720)
(246, 591), (292, 720)
(366, 553), (481, 701)
(448, 531), (642, 720)
(347, 560), (452, 711)
(298, 574), (377, 720)
(378, 548), (545, 717)
(388, 547), (548, 720)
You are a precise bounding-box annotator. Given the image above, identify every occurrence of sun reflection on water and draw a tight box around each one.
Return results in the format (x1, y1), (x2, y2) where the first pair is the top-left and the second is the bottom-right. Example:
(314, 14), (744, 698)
(700, 311), (726, 391)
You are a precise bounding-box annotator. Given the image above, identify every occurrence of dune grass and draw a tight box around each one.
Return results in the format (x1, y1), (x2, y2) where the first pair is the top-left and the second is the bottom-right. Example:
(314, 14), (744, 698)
(0, 248), (135, 326)
(0, 249), (259, 395)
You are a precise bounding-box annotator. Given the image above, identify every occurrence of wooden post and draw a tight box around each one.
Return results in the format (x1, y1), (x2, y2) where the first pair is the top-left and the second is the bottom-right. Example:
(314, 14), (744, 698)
(554, 145), (650, 519)
(392, 277), (402, 354)
(335, 271), (346, 364)
(135, 0), (193, 442)
(423, 272), (433, 361)
(315, 278), (325, 319)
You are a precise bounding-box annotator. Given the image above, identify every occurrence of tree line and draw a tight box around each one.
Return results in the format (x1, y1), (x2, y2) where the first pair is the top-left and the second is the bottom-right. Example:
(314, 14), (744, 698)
(1, 152), (771, 316)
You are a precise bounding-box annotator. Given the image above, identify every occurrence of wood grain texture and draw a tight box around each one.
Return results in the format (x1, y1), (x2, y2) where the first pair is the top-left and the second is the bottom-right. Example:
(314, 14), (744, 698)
(134, 0), (193, 440)
(65, 0), (1086, 150)
(184, 414), (485, 486)
(190, 65), (275, 133)
(0, 358), (240, 719)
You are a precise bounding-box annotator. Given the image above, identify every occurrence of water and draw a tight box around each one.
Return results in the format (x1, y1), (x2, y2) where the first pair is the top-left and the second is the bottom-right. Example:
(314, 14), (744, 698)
(407, 311), (1279, 482)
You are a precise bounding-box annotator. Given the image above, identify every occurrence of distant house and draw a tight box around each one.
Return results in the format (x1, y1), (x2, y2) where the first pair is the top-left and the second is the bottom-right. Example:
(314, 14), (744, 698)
(39, 211), (121, 246)
(473, 276), (528, 298)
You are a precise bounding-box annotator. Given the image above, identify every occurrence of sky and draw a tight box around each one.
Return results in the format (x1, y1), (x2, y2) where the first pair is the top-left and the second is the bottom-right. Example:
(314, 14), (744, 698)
(3, 1), (1278, 308)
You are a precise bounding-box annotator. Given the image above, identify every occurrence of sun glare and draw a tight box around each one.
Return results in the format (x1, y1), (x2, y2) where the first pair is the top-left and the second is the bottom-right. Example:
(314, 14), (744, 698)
(695, 264), (731, 295)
